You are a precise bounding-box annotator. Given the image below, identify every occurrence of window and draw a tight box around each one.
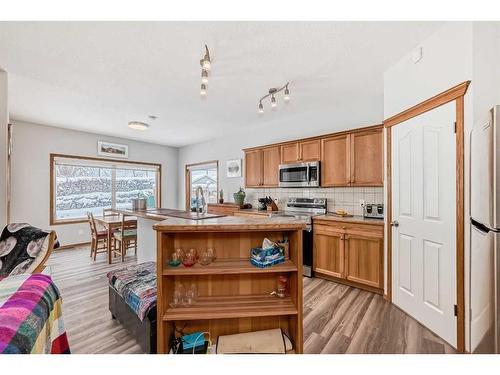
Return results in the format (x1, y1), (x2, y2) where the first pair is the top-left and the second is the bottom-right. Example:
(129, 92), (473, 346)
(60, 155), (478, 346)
(50, 154), (161, 224)
(185, 161), (218, 211)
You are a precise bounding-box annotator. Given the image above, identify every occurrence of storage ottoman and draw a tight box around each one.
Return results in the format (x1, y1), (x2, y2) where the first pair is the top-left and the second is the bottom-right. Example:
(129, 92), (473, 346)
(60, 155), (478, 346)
(107, 262), (157, 354)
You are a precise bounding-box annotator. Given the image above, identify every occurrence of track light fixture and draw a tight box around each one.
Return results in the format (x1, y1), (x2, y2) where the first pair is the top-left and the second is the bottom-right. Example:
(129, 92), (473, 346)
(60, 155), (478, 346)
(257, 83), (290, 114)
(258, 102), (264, 113)
(200, 45), (211, 96)
(200, 83), (207, 96)
(201, 69), (209, 84)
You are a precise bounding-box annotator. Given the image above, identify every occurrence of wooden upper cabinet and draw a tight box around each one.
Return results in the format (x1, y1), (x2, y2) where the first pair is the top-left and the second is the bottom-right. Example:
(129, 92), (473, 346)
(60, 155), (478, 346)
(321, 134), (350, 186)
(344, 232), (384, 289)
(244, 124), (383, 188)
(281, 140), (320, 164)
(350, 129), (383, 186)
(244, 149), (262, 187)
(280, 142), (299, 164)
(262, 146), (280, 186)
(299, 139), (321, 162)
(244, 146), (280, 188)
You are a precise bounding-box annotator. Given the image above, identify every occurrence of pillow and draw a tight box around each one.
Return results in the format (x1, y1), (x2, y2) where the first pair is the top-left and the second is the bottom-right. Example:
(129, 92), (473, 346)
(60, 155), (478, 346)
(0, 223), (52, 277)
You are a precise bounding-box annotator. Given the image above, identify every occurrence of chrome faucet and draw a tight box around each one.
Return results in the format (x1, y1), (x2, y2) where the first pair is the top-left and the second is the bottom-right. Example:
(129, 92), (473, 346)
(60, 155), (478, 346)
(195, 186), (206, 215)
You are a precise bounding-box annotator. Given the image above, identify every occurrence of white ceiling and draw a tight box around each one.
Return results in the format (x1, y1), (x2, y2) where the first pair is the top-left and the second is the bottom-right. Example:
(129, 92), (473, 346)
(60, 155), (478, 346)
(0, 22), (443, 147)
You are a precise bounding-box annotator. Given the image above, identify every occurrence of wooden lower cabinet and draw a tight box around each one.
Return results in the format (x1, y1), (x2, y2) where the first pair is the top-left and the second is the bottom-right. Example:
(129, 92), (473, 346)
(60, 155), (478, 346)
(344, 233), (383, 289)
(313, 226), (345, 279)
(313, 218), (384, 293)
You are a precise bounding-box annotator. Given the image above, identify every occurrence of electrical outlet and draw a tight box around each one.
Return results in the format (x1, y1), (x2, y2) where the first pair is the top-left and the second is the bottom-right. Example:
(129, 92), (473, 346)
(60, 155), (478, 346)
(359, 199), (365, 207)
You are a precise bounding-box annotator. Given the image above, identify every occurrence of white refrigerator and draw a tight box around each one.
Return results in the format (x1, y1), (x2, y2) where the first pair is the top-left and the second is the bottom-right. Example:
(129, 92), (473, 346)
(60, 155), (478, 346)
(470, 106), (500, 353)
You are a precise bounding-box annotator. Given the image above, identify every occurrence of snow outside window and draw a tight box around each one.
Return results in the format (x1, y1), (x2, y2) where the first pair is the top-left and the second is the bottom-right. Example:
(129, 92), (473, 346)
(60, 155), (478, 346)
(52, 155), (160, 223)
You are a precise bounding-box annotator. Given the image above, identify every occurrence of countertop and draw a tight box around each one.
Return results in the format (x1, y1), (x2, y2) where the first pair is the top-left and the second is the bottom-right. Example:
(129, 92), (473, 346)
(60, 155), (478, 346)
(153, 215), (307, 232)
(112, 208), (225, 221)
(236, 208), (282, 216)
(314, 214), (385, 226)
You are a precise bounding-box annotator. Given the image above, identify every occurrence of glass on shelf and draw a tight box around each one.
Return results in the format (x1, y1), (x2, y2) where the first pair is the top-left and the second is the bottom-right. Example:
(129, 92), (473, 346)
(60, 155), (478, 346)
(199, 250), (212, 265)
(184, 283), (198, 306)
(170, 283), (186, 307)
(175, 248), (184, 260)
(182, 249), (197, 267)
(168, 252), (181, 267)
(207, 248), (216, 261)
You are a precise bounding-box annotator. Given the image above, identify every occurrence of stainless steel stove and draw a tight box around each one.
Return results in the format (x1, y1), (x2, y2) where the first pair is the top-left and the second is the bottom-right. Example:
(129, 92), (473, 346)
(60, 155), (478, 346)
(273, 198), (327, 277)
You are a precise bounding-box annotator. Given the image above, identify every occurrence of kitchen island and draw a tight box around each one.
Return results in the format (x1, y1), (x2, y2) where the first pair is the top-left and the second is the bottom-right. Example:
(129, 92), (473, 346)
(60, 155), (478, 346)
(153, 215), (306, 354)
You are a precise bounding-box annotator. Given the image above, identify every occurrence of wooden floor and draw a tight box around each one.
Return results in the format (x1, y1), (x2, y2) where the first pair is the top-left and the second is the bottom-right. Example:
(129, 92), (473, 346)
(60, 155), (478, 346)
(303, 277), (455, 353)
(47, 246), (455, 354)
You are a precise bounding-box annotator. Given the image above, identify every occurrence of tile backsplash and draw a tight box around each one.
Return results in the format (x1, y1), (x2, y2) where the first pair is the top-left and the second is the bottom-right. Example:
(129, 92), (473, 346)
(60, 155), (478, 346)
(245, 187), (384, 216)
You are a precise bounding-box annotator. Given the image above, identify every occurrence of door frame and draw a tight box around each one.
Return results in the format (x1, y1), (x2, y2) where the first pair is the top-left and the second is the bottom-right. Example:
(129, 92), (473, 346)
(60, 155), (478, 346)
(384, 80), (470, 353)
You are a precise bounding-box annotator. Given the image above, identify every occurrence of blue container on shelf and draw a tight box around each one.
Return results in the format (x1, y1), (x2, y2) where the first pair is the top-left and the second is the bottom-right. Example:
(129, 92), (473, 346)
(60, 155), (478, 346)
(250, 245), (285, 268)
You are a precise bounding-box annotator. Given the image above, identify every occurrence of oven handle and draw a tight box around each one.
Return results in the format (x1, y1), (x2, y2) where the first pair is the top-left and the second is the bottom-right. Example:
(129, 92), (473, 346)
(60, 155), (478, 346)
(306, 164), (310, 184)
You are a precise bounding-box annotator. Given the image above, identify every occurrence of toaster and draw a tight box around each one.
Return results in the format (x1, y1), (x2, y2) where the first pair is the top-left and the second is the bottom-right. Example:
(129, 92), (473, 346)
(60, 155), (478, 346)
(363, 203), (384, 219)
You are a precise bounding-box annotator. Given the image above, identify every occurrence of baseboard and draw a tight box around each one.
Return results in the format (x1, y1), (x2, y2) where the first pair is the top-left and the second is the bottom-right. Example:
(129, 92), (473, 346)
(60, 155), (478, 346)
(56, 241), (91, 250)
(314, 273), (384, 295)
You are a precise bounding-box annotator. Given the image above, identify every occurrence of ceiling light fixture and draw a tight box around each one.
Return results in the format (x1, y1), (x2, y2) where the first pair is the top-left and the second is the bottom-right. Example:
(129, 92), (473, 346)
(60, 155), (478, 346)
(199, 45), (211, 97)
(201, 69), (209, 84)
(258, 102), (264, 114)
(271, 94), (277, 109)
(200, 83), (207, 96)
(128, 121), (149, 131)
(257, 83), (290, 115)
(283, 86), (290, 103)
(200, 45), (211, 71)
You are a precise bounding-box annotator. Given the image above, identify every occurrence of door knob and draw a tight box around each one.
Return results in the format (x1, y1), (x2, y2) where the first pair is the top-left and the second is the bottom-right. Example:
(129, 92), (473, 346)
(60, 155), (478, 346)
(391, 220), (399, 227)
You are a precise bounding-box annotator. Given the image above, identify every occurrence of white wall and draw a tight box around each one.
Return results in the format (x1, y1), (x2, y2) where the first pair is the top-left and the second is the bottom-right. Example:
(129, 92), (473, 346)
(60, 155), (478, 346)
(384, 21), (500, 351)
(10, 120), (179, 246)
(384, 22), (473, 119)
(0, 71), (7, 228)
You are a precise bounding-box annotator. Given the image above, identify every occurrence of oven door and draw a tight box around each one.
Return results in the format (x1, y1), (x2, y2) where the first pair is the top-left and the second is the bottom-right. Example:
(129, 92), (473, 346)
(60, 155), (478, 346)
(279, 163), (310, 187)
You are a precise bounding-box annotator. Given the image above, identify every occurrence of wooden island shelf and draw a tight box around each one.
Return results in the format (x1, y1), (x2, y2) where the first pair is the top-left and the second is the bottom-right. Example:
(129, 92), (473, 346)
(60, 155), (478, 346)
(162, 258), (298, 276)
(154, 216), (305, 354)
(163, 295), (298, 321)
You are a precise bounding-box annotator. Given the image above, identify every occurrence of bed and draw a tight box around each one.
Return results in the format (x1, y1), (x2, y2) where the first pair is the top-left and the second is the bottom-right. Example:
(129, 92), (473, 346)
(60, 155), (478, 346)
(0, 273), (70, 354)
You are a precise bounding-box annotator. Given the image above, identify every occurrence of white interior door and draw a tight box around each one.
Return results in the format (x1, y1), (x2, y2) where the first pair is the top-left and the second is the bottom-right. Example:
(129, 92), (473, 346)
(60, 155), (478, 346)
(392, 101), (457, 347)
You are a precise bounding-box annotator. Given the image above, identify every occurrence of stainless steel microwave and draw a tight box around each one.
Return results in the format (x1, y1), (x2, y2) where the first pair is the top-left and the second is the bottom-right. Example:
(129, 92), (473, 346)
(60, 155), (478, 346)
(278, 161), (320, 188)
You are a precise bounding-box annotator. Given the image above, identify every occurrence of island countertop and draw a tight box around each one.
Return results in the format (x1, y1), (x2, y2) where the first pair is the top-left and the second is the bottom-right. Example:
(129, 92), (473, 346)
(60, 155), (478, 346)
(152, 215), (307, 232)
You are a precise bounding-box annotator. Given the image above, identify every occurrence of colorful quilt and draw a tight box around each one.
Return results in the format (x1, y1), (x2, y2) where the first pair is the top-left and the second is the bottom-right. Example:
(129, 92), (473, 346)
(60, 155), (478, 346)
(0, 274), (70, 354)
(107, 261), (157, 321)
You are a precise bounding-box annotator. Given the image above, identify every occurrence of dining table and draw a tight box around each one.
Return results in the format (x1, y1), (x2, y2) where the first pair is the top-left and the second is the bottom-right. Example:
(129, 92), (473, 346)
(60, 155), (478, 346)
(93, 214), (137, 264)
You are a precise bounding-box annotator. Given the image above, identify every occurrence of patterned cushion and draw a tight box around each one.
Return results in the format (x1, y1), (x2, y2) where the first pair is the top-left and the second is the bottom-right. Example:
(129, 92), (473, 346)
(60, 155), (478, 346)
(113, 229), (137, 239)
(0, 223), (52, 277)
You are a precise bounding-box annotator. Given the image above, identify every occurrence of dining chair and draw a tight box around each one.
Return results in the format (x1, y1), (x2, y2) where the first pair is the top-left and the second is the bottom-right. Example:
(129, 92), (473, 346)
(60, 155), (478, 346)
(87, 212), (110, 261)
(112, 214), (137, 262)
